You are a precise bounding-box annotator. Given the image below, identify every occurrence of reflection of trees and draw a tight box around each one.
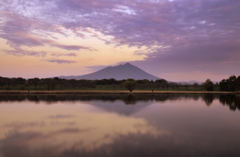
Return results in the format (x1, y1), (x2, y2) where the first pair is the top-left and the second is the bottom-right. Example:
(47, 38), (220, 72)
(192, 94), (200, 101)
(0, 94), (239, 110)
(0, 95), (26, 102)
(202, 94), (215, 106)
(219, 95), (240, 111)
(122, 95), (136, 105)
(0, 94), (208, 104)
(27, 95), (40, 103)
(0, 94), (203, 104)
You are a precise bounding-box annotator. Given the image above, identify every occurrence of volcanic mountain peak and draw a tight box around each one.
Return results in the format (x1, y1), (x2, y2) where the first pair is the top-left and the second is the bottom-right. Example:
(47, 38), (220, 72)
(59, 63), (160, 80)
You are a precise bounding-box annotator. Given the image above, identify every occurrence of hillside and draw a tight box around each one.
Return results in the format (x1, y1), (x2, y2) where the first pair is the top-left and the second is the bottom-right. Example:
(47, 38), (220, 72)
(59, 63), (160, 80)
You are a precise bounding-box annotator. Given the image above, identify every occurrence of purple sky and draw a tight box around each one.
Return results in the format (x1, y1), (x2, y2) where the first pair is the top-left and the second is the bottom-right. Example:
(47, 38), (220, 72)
(0, 0), (239, 81)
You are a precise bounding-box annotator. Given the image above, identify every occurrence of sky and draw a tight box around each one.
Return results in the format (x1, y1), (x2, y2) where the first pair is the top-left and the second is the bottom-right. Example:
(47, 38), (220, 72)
(0, 0), (239, 82)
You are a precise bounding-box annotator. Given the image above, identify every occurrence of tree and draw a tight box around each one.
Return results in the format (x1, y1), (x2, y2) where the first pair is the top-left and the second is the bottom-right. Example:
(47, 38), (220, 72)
(155, 79), (167, 84)
(123, 81), (137, 92)
(127, 78), (135, 81)
(109, 78), (117, 85)
(4, 77), (12, 89)
(219, 75), (240, 91)
(227, 75), (236, 91)
(236, 76), (240, 91)
(42, 78), (50, 90)
(219, 79), (228, 91)
(0, 77), (4, 88)
(204, 79), (214, 91)
(69, 79), (78, 88)
(193, 83), (199, 89)
(16, 77), (26, 85)
(28, 78), (40, 89)
(42, 78), (59, 90)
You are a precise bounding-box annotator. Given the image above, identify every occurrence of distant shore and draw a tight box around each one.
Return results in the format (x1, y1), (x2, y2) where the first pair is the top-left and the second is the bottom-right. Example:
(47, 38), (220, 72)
(0, 90), (237, 94)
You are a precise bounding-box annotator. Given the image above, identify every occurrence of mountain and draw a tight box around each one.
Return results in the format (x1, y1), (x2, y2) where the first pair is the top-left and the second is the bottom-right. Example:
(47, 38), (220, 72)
(178, 80), (218, 85)
(178, 80), (202, 85)
(58, 63), (160, 80)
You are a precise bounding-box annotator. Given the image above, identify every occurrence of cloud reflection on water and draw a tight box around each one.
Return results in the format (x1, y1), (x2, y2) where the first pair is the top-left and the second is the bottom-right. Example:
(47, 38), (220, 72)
(0, 98), (166, 157)
(0, 94), (240, 157)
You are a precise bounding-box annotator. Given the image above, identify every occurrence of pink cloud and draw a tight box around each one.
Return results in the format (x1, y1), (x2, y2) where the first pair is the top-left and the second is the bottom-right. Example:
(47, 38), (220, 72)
(44, 59), (77, 64)
(4, 49), (47, 58)
(0, 0), (240, 78)
(51, 53), (77, 57)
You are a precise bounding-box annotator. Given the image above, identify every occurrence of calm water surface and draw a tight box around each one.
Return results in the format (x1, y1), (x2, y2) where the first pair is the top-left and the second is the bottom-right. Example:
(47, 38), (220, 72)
(0, 94), (240, 157)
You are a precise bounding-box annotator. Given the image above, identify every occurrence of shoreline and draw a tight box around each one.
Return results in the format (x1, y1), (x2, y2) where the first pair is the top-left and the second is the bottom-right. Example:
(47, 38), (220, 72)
(0, 90), (236, 94)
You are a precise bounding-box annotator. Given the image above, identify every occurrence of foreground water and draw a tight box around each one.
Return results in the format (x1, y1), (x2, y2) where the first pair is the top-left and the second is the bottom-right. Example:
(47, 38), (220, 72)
(0, 94), (239, 157)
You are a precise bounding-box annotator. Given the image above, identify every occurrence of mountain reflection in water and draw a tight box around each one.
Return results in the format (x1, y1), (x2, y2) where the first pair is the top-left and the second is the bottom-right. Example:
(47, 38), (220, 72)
(0, 94), (239, 111)
(0, 94), (240, 157)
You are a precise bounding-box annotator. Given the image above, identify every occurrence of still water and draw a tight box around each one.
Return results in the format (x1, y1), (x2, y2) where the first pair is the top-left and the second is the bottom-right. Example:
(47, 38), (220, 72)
(0, 94), (239, 157)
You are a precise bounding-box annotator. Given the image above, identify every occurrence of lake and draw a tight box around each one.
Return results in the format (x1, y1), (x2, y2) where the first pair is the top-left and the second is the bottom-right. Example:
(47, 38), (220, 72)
(0, 94), (239, 157)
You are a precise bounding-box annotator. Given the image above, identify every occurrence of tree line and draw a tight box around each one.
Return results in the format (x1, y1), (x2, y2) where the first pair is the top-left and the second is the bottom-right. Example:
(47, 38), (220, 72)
(219, 75), (240, 91)
(192, 76), (240, 92)
(0, 77), (202, 91)
(0, 77), (95, 90)
(0, 76), (238, 91)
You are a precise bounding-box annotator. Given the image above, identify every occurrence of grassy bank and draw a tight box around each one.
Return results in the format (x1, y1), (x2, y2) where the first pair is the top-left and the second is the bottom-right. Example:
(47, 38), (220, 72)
(0, 90), (235, 95)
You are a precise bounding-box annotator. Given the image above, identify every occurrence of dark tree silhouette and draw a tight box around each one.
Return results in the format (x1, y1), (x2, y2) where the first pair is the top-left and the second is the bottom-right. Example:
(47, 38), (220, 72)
(28, 78), (40, 89)
(127, 78), (135, 82)
(69, 79), (78, 88)
(155, 79), (167, 84)
(193, 83), (198, 89)
(219, 75), (239, 91)
(0, 77), (4, 88)
(123, 81), (137, 92)
(42, 78), (54, 90)
(204, 79), (214, 91)
(227, 75), (237, 91)
(219, 79), (228, 91)
(236, 76), (240, 91)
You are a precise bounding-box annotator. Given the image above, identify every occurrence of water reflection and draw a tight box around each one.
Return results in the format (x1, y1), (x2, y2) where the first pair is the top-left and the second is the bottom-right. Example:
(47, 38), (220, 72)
(202, 94), (215, 106)
(0, 94), (240, 157)
(219, 95), (240, 111)
(0, 94), (239, 111)
(123, 95), (137, 105)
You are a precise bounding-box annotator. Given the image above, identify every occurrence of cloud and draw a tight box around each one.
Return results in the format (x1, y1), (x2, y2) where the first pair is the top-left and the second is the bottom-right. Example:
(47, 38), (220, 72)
(0, 12), (93, 54)
(0, 0), (240, 76)
(1, 0), (239, 49)
(52, 44), (90, 51)
(2, 121), (46, 129)
(0, 33), (45, 48)
(47, 114), (76, 119)
(4, 49), (47, 57)
(51, 53), (77, 57)
(0, 33), (93, 51)
(131, 41), (240, 77)
(1, 131), (239, 157)
(160, 71), (229, 82)
(44, 59), (77, 64)
(53, 127), (96, 134)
